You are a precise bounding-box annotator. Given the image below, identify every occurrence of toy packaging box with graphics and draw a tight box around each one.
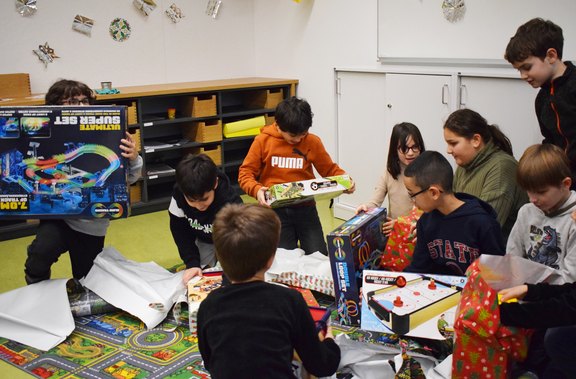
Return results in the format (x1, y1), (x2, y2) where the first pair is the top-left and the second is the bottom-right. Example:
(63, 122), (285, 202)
(361, 270), (466, 337)
(327, 207), (387, 325)
(0, 106), (130, 219)
(266, 175), (352, 208)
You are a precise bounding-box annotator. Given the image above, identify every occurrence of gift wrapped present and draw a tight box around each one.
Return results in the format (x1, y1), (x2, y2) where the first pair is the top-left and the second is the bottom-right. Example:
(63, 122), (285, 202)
(452, 260), (532, 379)
(381, 207), (423, 272)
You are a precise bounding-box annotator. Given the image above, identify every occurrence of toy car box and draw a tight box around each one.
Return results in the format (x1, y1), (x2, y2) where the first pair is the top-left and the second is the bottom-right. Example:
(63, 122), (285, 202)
(327, 207), (387, 325)
(0, 105), (130, 219)
(361, 269), (466, 338)
(266, 175), (352, 208)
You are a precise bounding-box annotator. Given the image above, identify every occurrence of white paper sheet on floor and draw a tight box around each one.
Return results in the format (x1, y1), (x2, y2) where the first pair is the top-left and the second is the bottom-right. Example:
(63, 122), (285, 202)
(80, 247), (187, 329)
(0, 279), (74, 350)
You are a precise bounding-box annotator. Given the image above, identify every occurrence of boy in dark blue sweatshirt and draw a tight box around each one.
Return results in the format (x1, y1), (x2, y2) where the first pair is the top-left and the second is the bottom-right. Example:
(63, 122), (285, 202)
(403, 151), (505, 276)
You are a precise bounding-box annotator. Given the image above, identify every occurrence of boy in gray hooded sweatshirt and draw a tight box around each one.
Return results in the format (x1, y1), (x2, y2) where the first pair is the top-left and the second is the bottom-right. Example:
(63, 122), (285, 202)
(507, 143), (576, 284)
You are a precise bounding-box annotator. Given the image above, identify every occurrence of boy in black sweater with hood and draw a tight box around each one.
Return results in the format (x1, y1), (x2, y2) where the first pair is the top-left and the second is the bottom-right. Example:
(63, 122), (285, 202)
(403, 151), (505, 276)
(169, 154), (242, 283)
(506, 18), (576, 188)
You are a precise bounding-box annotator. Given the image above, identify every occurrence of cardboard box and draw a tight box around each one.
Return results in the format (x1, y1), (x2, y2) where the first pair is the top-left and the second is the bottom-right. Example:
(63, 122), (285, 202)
(267, 175), (352, 208)
(184, 119), (222, 143)
(187, 274), (222, 334)
(0, 105), (130, 219)
(183, 94), (217, 118)
(361, 270), (465, 337)
(327, 207), (387, 325)
(0, 73), (31, 99)
(186, 144), (222, 165)
(243, 88), (284, 109)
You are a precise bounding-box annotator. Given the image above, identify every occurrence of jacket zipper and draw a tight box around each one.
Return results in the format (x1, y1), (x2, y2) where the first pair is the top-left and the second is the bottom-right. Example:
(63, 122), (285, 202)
(550, 82), (569, 152)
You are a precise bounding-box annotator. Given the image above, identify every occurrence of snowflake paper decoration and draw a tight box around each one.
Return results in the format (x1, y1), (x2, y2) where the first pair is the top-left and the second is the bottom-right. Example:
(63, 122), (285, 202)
(33, 42), (59, 67)
(166, 3), (184, 23)
(15, 0), (36, 17)
(442, 0), (466, 23)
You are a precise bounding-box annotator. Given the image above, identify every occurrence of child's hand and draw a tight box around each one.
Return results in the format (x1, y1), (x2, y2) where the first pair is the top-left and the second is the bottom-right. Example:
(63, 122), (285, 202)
(408, 223), (417, 243)
(120, 132), (139, 161)
(182, 267), (203, 285)
(256, 187), (270, 207)
(355, 204), (369, 214)
(499, 284), (528, 302)
(572, 210), (576, 222)
(343, 178), (356, 194)
(382, 217), (395, 236)
(318, 324), (334, 341)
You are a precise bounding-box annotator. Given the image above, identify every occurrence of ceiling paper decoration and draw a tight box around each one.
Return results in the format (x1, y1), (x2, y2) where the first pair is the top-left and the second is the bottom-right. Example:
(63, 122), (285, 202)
(109, 18), (131, 42)
(72, 15), (95, 36)
(442, 0), (466, 23)
(133, 0), (157, 16)
(206, 0), (221, 19)
(33, 42), (59, 68)
(165, 3), (184, 23)
(15, 0), (37, 17)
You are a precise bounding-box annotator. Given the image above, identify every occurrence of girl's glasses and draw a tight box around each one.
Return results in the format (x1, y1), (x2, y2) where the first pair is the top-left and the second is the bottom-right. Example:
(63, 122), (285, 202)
(398, 145), (420, 154)
(61, 98), (90, 105)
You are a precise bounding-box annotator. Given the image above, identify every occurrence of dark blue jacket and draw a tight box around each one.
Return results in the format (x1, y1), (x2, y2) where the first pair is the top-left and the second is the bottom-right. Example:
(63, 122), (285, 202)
(404, 193), (505, 276)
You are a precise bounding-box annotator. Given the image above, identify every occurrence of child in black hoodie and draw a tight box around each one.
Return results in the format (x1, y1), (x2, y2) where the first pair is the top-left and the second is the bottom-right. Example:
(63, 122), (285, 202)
(169, 154), (242, 283)
(403, 151), (505, 275)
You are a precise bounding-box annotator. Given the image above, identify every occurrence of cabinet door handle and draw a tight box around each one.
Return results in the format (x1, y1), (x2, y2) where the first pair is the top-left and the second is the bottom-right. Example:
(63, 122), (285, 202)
(441, 84), (449, 105)
(459, 84), (467, 107)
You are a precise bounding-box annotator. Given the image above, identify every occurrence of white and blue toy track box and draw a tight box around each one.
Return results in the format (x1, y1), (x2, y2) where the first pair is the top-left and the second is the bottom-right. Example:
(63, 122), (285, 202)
(0, 105), (130, 219)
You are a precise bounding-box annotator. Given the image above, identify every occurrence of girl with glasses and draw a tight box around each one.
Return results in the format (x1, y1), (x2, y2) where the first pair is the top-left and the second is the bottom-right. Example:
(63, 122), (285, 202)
(357, 122), (425, 236)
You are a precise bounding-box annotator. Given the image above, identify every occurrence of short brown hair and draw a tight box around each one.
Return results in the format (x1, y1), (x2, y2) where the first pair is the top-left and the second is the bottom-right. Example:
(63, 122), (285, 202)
(505, 18), (564, 63)
(213, 204), (280, 282)
(517, 144), (571, 192)
(45, 79), (96, 105)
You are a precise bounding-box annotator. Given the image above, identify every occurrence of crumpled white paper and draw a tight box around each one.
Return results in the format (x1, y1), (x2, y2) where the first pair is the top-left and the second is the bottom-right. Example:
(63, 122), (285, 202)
(80, 247), (186, 329)
(0, 279), (74, 350)
(266, 248), (334, 295)
(477, 254), (560, 290)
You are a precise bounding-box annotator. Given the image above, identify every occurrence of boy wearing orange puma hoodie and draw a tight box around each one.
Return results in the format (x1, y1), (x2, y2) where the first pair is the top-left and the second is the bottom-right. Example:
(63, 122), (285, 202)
(239, 97), (354, 255)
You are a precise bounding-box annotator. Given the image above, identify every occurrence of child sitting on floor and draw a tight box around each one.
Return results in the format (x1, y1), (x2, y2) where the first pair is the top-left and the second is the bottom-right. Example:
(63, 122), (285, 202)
(197, 203), (340, 378)
(402, 151), (505, 275)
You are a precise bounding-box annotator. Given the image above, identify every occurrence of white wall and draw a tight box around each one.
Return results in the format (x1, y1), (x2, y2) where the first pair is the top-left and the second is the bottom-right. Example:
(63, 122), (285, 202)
(378, 0), (576, 61)
(253, 0), (379, 159)
(0, 0), (257, 94)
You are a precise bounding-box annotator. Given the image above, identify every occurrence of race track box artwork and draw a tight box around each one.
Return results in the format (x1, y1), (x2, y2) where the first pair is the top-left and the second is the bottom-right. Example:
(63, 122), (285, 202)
(0, 106), (130, 219)
(327, 207), (387, 325)
(266, 175), (352, 208)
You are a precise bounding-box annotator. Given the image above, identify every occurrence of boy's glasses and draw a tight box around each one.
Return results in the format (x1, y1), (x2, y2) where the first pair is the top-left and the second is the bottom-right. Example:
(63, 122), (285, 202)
(61, 98), (90, 105)
(398, 145), (421, 154)
(409, 187), (430, 200)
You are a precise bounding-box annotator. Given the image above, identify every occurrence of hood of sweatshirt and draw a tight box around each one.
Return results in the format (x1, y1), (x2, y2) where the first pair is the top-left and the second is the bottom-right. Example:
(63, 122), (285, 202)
(433, 192), (499, 220)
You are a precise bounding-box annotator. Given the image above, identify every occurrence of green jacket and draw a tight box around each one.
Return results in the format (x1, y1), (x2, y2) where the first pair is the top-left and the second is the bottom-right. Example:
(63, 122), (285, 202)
(454, 142), (528, 240)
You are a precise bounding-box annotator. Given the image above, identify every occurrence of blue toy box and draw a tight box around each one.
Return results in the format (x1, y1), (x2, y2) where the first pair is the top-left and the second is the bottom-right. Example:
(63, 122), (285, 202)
(0, 106), (130, 219)
(327, 207), (387, 325)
